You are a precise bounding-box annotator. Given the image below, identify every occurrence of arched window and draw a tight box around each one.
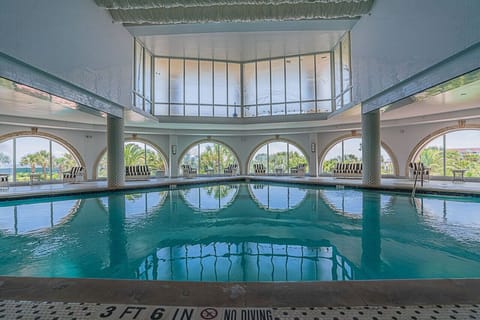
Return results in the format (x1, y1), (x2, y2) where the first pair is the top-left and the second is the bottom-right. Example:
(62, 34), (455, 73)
(0, 199), (82, 234)
(96, 141), (167, 178)
(0, 134), (82, 183)
(180, 141), (238, 175)
(181, 184), (239, 212)
(249, 140), (308, 175)
(248, 184), (308, 212)
(414, 129), (480, 177)
(321, 137), (394, 175)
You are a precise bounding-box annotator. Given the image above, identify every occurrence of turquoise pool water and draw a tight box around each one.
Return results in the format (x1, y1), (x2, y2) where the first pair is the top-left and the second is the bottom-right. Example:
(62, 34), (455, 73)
(1, 182), (480, 282)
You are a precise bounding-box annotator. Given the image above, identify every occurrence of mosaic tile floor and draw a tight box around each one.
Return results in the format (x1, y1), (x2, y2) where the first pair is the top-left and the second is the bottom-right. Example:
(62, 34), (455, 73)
(1, 300), (479, 320)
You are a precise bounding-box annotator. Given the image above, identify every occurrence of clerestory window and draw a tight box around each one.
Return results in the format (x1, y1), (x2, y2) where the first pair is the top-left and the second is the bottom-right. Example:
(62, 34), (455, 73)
(133, 33), (351, 117)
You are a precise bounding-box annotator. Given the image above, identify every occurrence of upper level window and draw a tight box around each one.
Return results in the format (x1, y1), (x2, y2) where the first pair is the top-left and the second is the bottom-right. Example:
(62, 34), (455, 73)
(133, 33), (350, 118)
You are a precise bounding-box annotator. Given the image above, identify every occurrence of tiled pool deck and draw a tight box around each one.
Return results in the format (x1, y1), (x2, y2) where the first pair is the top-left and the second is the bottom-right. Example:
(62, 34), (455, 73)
(1, 175), (480, 319)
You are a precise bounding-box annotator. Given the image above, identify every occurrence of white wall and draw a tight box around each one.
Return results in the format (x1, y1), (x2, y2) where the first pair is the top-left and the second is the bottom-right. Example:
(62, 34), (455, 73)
(0, 0), (133, 107)
(351, 0), (480, 104)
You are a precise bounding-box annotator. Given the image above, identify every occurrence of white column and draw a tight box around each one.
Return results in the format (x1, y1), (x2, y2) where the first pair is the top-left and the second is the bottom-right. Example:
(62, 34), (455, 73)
(362, 110), (381, 185)
(107, 114), (124, 188)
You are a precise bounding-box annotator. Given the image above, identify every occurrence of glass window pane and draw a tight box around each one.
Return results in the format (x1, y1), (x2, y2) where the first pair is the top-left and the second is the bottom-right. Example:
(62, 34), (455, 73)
(214, 105), (227, 117)
(272, 103), (285, 115)
(289, 144), (308, 173)
(244, 106), (256, 117)
(271, 58), (285, 104)
(256, 60), (270, 104)
(16, 137), (50, 183)
(52, 141), (78, 181)
(251, 145), (267, 173)
(341, 33), (351, 92)
(301, 101), (315, 114)
(258, 104), (270, 117)
(144, 50), (152, 100)
(144, 100), (151, 114)
(300, 55), (315, 101)
(268, 142), (287, 174)
(185, 104), (198, 117)
(343, 90), (351, 106)
(316, 100), (332, 113)
(181, 146), (199, 173)
(170, 104), (183, 116)
(343, 138), (362, 163)
(146, 145), (166, 172)
(322, 143), (343, 173)
(199, 143), (214, 174)
(154, 103), (168, 116)
(185, 60), (199, 104)
(0, 140), (13, 180)
(243, 62), (256, 105)
(134, 41), (143, 93)
(334, 45), (342, 97)
(169, 59), (184, 103)
(285, 57), (300, 102)
(154, 58), (169, 103)
(445, 130), (480, 177)
(200, 105), (213, 117)
(380, 149), (393, 175)
(125, 142), (146, 166)
(316, 53), (331, 100)
(286, 102), (300, 115)
(214, 62), (227, 105)
(200, 61), (213, 105)
(135, 94), (143, 110)
(228, 63), (241, 106)
(418, 136), (444, 176)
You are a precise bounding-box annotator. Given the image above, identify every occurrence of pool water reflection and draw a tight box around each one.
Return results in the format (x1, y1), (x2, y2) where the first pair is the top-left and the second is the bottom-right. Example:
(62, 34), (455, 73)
(0, 182), (480, 282)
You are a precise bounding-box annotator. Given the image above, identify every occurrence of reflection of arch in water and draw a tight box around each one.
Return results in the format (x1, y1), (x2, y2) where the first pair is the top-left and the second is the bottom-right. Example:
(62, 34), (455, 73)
(180, 184), (240, 213)
(98, 191), (168, 219)
(412, 197), (480, 243)
(247, 183), (308, 212)
(136, 240), (358, 282)
(0, 199), (83, 235)
(319, 189), (395, 219)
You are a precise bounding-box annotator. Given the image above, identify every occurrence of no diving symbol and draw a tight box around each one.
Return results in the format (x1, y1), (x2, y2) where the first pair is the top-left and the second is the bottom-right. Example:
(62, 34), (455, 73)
(200, 308), (218, 320)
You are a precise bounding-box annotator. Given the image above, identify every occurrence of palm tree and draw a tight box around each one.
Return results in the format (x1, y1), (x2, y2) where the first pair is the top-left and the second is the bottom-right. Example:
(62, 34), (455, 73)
(0, 152), (11, 167)
(54, 153), (77, 177)
(124, 143), (145, 166)
(146, 149), (165, 172)
(20, 153), (38, 173)
(35, 150), (50, 178)
(419, 147), (443, 176)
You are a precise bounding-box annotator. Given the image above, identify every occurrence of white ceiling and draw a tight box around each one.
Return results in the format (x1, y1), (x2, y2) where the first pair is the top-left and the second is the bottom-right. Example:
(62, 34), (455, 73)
(137, 29), (344, 61)
(1, 67), (479, 136)
(129, 20), (355, 60)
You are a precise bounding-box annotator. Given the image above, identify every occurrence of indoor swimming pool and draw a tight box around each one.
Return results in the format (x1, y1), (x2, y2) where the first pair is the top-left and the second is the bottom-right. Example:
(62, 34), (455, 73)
(0, 182), (480, 282)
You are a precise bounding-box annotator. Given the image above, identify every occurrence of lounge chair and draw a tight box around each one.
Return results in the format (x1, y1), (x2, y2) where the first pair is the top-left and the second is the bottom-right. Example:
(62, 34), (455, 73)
(63, 166), (85, 183)
(290, 163), (306, 177)
(333, 163), (362, 178)
(125, 165), (151, 180)
(224, 164), (238, 176)
(253, 163), (266, 175)
(181, 164), (197, 178)
(409, 162), (429, 181)
(0, 174), (8, 189)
